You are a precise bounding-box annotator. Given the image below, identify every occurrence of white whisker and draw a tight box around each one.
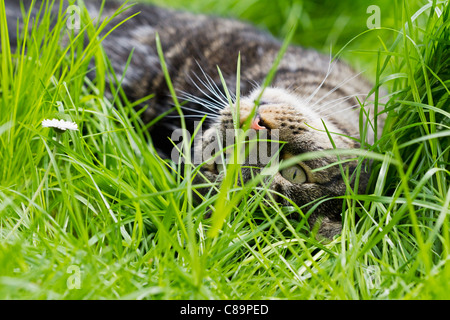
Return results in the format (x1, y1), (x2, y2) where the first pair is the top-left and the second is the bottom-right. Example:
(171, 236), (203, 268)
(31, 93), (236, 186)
(168, 100), (219, 117)
(314, 93), (364, 114)
(179, 105), (219, 117)
(193, 60), (230, 104)
(309, 71), (364, 110)
(304, 49), (337, 104)
(187, 73), (227, 107)
(178, 91), (226, 112)
(166, 114), (216, 119)
(320, 103), (361, 119)
(248, 79), (260, 91)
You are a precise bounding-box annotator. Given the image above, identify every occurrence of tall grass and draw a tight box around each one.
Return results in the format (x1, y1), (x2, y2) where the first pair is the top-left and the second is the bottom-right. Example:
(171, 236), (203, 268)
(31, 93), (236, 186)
(0, 0), (448, 299)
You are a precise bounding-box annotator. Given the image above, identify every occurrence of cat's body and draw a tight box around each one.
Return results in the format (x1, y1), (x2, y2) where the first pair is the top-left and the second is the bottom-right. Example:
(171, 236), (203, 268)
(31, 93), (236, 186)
(5, 0), (384, 238)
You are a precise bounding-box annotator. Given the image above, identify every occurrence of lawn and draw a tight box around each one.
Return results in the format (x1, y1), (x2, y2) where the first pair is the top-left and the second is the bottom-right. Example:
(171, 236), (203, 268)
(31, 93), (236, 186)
(0, 0), (449, 299)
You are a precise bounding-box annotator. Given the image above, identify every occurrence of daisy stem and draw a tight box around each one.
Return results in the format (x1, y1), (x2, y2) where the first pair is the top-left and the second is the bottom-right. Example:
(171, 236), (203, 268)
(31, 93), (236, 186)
(31, 134), (60, 209)
(5, 134), (59, 241)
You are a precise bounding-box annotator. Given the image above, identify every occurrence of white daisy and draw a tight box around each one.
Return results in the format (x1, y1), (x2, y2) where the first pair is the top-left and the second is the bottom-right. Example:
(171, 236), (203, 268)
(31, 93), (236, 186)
(42, 119), (78, 131)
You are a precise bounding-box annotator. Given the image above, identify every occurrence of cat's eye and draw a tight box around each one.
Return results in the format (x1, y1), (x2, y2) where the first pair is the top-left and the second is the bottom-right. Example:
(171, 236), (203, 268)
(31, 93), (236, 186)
(280, 165), (307, 184)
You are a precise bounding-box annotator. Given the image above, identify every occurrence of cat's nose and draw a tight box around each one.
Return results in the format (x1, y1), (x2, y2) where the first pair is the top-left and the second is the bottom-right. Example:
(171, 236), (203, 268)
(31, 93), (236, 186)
(250, 114), (266, 131)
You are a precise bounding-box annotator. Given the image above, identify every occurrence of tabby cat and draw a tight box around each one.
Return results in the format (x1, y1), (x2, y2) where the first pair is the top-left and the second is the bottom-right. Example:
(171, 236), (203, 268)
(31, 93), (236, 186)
(5, 0), (384, 239)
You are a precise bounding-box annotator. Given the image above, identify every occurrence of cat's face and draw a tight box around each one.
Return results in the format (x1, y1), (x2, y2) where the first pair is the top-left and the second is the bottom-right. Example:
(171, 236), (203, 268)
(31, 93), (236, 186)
(194, 87), (368, 238)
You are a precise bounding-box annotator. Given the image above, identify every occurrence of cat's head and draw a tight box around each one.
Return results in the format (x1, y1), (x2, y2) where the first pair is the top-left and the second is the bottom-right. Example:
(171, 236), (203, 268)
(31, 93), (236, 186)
(193, 87), (372, 238)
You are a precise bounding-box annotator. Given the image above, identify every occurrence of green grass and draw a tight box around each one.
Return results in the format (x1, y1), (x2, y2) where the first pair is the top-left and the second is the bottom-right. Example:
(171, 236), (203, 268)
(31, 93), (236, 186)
(0, 0), (449, 299)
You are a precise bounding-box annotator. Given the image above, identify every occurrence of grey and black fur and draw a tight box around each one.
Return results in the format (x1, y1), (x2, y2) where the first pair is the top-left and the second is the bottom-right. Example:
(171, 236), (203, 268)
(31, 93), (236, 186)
(4, 0), (384, 238)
